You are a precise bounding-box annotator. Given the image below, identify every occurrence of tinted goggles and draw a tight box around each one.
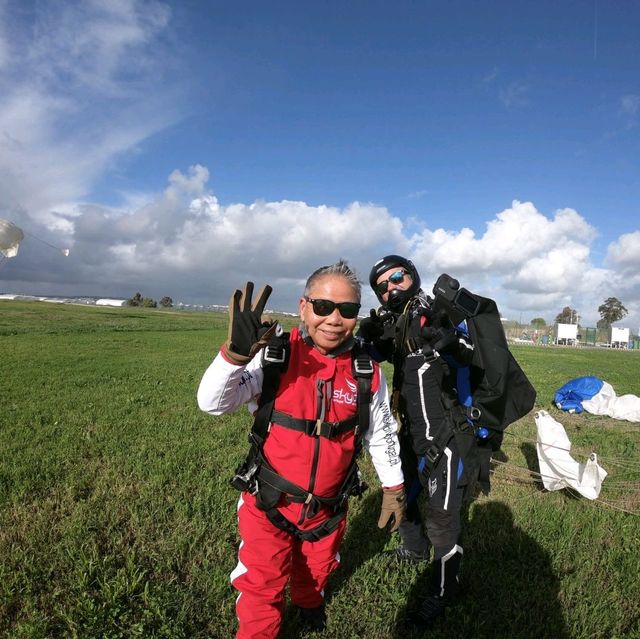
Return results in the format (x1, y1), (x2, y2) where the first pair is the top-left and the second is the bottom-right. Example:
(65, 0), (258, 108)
(305, 297), (361, 319)
(375, 269), (409, 295)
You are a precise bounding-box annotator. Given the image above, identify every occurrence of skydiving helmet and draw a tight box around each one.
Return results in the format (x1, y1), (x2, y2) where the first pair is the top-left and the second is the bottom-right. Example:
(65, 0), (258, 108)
(369, 254), (421, 312)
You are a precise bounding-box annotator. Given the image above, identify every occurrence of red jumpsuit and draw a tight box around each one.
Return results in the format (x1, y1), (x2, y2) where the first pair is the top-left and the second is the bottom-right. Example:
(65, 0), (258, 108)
(197, 327), (403, 639)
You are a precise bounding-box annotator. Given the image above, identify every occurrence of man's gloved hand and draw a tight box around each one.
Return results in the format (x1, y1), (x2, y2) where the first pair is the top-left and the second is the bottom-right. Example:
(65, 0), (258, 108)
(421, 312), (458, 354)
(224, 282), (278, 365)
(357, 308), (385, 342)
(377, 486), (406, 532)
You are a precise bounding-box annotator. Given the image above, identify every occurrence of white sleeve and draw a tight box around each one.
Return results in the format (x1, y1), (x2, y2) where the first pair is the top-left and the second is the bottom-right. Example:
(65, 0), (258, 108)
(363, 368), (404, 488)
(196, 351), (265, 416)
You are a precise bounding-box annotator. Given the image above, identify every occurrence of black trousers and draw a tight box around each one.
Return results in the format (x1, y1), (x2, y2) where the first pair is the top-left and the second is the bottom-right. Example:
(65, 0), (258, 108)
(399, 430), (464, 554)
(397, 352), (466, 599)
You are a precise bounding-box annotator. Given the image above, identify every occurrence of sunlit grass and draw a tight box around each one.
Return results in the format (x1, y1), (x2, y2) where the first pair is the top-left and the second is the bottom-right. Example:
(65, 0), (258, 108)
(1, 301), (639, 638)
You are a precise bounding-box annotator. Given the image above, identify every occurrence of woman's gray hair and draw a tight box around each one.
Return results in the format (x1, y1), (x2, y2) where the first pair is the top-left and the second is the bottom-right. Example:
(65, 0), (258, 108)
(303, 259), (361, 302)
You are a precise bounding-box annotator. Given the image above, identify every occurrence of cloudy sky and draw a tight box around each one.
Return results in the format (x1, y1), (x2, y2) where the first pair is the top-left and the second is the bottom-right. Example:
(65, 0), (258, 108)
(1, 0), (639, 327)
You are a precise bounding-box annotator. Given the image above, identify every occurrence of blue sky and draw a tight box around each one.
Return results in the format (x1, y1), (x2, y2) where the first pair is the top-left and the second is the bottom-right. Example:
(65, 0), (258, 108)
(1, 0), (639, 328)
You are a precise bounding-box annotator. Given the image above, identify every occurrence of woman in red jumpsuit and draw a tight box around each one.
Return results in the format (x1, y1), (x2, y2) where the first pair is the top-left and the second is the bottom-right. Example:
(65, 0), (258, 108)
(197, 260), (405, 638)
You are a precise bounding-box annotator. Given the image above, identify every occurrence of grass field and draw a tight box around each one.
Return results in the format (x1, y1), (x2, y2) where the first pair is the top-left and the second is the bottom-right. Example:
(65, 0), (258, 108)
(1, 300), (639, 639)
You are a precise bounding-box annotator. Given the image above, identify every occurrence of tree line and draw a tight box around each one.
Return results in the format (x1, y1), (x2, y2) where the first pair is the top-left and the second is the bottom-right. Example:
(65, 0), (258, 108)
(529, 297), (628, 328)
(127, 292), (173, 308)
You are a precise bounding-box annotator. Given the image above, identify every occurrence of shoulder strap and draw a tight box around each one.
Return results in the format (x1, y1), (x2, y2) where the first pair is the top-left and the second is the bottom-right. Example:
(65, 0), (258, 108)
(351, 341), (374, 450)
(250, 331), (290, 444)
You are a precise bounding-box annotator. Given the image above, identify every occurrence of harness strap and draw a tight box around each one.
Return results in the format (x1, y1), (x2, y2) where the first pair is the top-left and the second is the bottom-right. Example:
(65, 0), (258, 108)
(231, 333), (375, 542)
(420, 405), (473, 477)
(352, 343), (373, 450)
(259, 457), (366, 540)
(250, 333), (290, 444)
(270, 410), (358, 439)
(256, 463), (345, 508)
(264, 508), (347, 542)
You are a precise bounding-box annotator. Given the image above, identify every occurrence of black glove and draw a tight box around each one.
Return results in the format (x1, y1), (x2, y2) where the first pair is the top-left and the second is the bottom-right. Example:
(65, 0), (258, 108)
(224, 282), (278, 365)
(357, 308), (385, 342)
(421, 312), (458, 354)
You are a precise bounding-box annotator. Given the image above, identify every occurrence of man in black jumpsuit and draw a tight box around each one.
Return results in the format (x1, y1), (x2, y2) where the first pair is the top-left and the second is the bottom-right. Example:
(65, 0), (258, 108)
(359, 255), (476, 628)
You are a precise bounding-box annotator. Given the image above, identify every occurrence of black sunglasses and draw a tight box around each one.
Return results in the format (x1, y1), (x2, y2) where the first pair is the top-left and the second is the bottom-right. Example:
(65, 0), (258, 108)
(375, 269), (409, 295)
(304, 297), (361, 319)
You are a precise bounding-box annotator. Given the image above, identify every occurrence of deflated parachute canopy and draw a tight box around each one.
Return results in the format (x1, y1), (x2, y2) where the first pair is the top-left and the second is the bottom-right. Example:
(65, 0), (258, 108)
(555, 376), (640, 422)
(535, 410), (607, 499)
(0, 217), (70, 259)
(0, 218), (24, 258)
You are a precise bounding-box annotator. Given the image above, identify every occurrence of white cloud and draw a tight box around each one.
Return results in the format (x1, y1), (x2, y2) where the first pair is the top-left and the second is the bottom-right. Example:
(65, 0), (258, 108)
(4, 173), (638, 328)
(0, 4), (638, 329)
(403, 200), (629, 326)
(603, 232), (640, 326)
(621, 94), (640, 127)
(499, 82), (530, 108)
(409, 200), (598, 283)
(481, 67), (499, 84)
(607, 231), (640, 270)
(0, 0), (179, 226)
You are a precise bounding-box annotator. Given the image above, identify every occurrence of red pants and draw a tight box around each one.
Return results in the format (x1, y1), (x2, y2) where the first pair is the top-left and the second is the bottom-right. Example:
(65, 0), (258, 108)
(230, 493), (346, 639)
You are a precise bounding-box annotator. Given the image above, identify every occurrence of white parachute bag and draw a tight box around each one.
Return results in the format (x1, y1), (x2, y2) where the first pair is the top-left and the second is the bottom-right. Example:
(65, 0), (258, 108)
(535, 410), (607, 499)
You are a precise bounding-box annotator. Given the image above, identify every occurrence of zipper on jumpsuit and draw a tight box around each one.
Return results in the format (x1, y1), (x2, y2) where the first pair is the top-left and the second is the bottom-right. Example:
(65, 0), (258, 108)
(299, 378), (326, 524)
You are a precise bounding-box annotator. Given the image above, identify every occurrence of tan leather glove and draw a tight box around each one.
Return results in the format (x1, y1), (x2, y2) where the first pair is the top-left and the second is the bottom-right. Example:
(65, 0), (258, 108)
(223, 281), (278, 365)
(377, 486), (406, 532)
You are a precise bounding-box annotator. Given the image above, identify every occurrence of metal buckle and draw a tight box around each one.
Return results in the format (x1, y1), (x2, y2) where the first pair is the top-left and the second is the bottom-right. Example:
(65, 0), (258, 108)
(467, 406), (482, 421)
(425, 444), (440, 464)
(353, 356), (374, 375)
(263, 345), (286, 364)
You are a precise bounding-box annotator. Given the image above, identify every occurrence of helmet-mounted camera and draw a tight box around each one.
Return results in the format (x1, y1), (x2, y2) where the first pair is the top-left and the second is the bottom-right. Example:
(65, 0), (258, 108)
(432, 273), (480, 324)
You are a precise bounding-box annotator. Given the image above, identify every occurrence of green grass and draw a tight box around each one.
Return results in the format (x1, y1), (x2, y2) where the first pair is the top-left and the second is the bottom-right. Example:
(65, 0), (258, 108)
(1, 300), (639, 638)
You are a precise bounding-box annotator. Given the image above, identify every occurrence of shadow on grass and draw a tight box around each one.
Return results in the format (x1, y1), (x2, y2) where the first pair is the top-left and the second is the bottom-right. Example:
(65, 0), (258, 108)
(391, 500), (570, 639)
(520, 441), (549, 493)
(327, 491), (391, 595)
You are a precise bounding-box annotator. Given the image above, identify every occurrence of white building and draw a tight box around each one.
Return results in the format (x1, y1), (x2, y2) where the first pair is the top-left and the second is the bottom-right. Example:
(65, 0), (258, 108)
(96, 299), (128, 307)
(609, 326), (630, 348)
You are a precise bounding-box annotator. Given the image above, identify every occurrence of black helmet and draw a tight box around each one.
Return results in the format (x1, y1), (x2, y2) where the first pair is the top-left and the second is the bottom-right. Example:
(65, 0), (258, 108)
(369, 254), (421, 311)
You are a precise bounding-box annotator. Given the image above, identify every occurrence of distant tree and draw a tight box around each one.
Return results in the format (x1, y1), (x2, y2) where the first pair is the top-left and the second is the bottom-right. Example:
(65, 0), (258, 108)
(159, 296), (173, 308)
(598, 297), (627, 328)
(554, 306), (579, 325)
(127, 292), (159, 308)
(128, 292), (143, 307)
(530, 317), (547, 328)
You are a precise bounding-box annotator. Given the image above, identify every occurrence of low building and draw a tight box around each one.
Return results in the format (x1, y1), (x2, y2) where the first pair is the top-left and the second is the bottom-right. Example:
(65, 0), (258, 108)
(96, 299), (128, 307)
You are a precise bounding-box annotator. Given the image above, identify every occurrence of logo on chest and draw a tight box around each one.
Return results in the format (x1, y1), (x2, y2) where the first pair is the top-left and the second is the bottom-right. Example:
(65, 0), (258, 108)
(332, 378), (357, 406)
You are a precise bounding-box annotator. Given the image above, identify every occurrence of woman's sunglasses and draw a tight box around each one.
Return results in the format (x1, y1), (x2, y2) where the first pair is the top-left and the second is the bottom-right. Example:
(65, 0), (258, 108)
(304, 297), (361, 319)
(375, 269), (409, 295)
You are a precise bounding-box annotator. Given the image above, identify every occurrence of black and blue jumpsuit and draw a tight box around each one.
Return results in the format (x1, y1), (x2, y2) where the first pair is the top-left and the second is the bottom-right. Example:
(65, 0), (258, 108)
(377, 292), (474, 600)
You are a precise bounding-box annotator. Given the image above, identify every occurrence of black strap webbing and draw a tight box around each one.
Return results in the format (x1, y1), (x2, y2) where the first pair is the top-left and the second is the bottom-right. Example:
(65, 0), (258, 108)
(352, 342), (373, 451)
(235, 334), (375, 541)
(265, 508), (347, 542)
(270, 410), (358, 438)
(257, 462), (344, 508)
(250, 333), (290, 444)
